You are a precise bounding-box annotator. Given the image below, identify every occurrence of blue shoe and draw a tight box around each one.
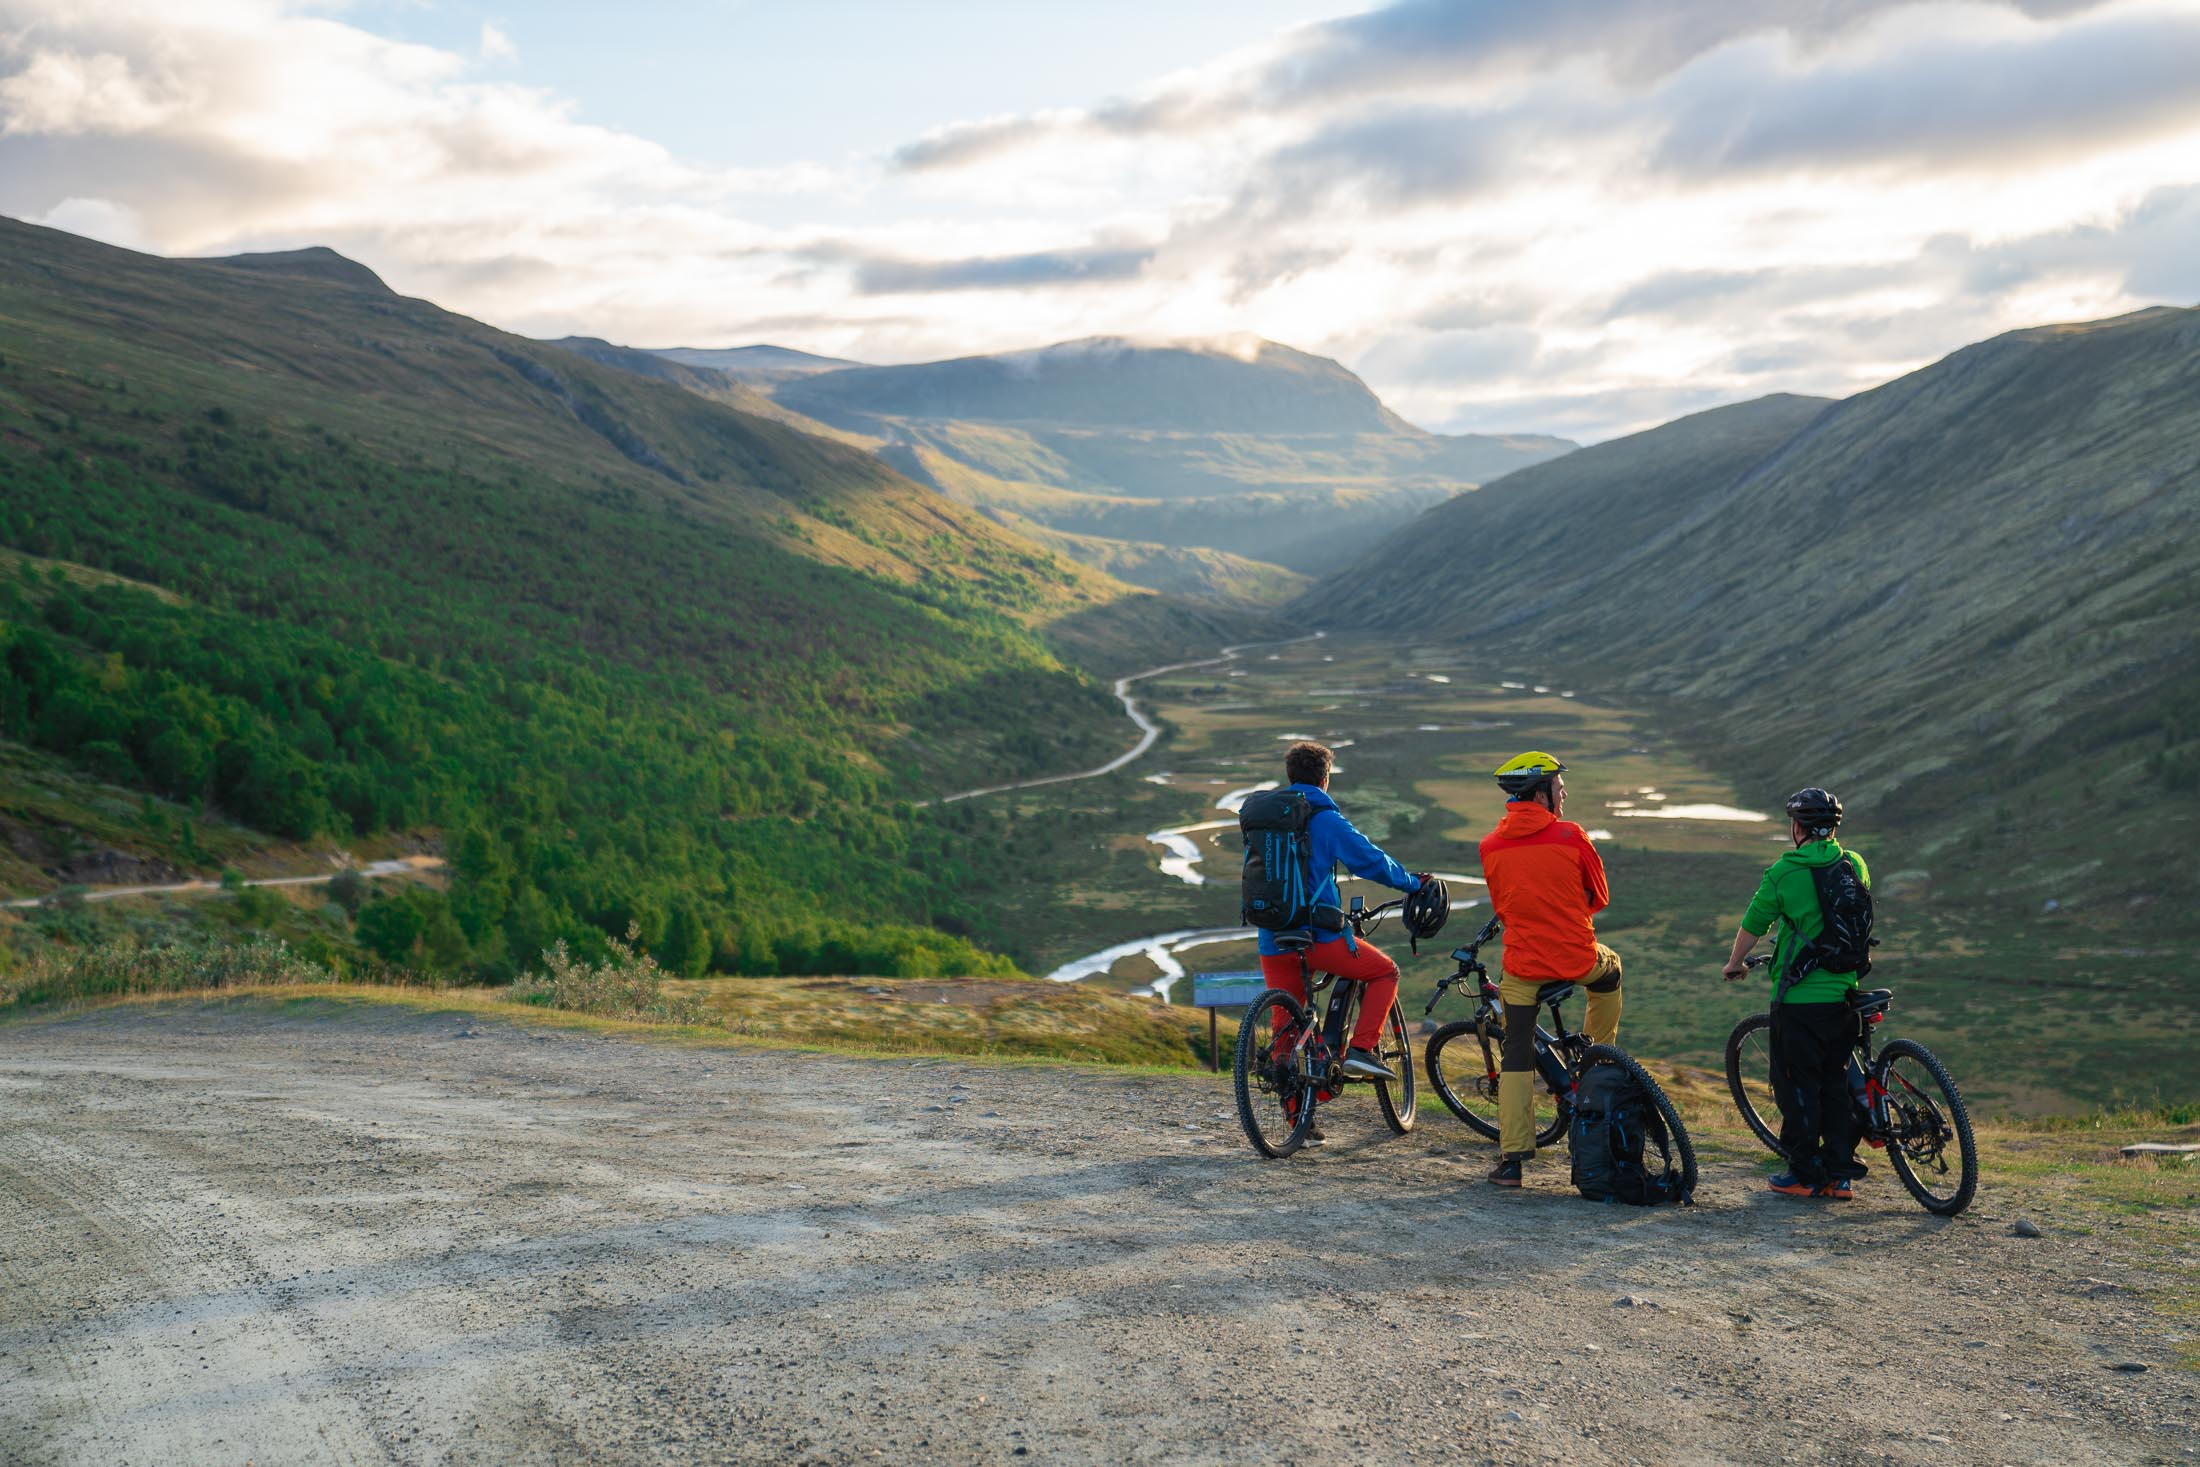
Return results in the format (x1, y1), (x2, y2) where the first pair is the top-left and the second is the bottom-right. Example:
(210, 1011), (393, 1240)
(1767, 1172), (1820, 1197)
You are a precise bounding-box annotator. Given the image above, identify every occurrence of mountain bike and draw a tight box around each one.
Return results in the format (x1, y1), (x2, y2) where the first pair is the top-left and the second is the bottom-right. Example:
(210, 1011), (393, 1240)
(1232, 896), (1417, 1158)
(1725, 955), (1978, 1215)
(1422, 918), (1697, 1196)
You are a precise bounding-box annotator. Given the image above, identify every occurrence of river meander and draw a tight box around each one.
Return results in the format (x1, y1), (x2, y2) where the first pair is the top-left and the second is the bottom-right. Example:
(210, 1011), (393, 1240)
(1019, 637), (1781, 1003)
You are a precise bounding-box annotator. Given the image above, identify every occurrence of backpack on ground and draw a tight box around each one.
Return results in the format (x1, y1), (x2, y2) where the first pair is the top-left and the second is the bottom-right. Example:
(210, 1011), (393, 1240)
(1238, 789), (1340, 933)
(1780, 853), (1875, 1002)
(1570, 1058), (1684, 1206)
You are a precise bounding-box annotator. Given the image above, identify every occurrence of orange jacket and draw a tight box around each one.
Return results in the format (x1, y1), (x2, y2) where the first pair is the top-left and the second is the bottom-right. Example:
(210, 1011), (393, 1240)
(1478, 801), (1610, 981)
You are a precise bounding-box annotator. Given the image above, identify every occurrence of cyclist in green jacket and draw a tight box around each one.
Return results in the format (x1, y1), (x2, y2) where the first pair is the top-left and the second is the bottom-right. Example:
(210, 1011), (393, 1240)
(1721, 788), (1871, 1199)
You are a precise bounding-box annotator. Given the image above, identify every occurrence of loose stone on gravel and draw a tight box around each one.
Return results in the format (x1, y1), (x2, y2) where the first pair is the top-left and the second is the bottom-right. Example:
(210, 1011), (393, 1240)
(2013, 1218), (2045, 1238)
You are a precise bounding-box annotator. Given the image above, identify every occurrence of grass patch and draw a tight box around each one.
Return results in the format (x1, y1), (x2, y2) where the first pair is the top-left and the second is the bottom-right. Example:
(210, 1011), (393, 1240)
(670, 974), (1222, 1067)
(0, 933), (343, 1006)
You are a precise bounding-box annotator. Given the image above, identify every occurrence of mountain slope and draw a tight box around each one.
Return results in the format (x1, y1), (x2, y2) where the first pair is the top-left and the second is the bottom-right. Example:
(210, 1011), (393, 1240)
(0, 215), (1227, 976)
(759, 337), (1575, 582)
(1315, 313), (2200, 926)
(545, 336), (880, 448)
(1318, 394), (1835, 619)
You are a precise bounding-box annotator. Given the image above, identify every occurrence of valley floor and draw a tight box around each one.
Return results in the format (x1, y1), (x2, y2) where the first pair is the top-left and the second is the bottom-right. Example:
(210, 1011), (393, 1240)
(2, 1003), (2193, 1466)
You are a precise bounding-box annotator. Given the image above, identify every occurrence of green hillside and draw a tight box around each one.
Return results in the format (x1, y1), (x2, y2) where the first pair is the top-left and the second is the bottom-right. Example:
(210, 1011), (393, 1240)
(744, 338), (1575, 584)
(1315, 312), (2200, 934)
(0, 216), (1231, 978)
(983, 519), (1310, 607)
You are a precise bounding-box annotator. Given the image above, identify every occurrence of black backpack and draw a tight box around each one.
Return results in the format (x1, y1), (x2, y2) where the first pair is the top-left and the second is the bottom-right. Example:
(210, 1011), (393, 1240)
(1570, 1059), (1685, 1205)
(1780, 853), (1875, 1002)
(1238, 790), (1341, 933)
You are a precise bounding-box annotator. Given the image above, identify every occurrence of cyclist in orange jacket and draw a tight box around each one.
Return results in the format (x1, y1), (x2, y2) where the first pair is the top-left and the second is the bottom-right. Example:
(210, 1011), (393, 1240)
(1479, 752), (1622, 1188)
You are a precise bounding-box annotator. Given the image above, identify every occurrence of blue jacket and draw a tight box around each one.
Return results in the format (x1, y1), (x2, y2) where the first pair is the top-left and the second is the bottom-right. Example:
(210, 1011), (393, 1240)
(1256, 784), (1418, 956)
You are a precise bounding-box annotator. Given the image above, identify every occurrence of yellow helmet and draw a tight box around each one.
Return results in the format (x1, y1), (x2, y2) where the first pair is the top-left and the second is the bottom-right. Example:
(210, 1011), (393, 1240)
(1494, 751), (1567, 798)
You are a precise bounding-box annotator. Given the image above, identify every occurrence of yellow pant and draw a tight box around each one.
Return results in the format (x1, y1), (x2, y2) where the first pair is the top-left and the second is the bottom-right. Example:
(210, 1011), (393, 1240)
(1497, 944), (1623, 1157)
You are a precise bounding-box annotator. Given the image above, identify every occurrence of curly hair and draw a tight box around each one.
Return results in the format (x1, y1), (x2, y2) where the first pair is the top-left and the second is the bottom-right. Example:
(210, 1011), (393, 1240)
(1284, 741), (1333, 787)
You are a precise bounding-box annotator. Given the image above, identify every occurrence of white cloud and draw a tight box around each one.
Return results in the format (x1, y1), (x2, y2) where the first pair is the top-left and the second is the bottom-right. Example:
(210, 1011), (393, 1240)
(2, 0), (2198, 438)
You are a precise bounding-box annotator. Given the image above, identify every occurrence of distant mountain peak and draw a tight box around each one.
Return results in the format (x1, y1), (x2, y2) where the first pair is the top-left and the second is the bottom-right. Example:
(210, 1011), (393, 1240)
(196, 246), (391, 293)
(650, 344), (863, 381)
(994, 333), (1281, 369)
(776, 334), (1408, 434)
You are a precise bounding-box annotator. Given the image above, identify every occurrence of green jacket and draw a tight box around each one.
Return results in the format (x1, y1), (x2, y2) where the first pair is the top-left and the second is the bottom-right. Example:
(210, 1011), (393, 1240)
(1742, 839), (1871, 1005)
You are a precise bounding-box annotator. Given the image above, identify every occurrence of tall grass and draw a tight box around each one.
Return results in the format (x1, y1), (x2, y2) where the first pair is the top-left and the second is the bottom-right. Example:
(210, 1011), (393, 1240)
(0, 934), (336, 1007)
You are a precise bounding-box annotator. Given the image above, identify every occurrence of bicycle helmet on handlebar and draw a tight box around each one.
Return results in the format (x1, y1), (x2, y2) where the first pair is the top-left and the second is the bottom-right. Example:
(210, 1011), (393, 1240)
(1401, 873), (1450, 953)
(1784, 786), (1842, 838)
(1494, 751), (1566, 800)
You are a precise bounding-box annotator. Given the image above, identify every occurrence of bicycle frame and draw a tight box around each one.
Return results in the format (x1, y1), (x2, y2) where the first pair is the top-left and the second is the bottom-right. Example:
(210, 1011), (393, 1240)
(1426, 917), (1585, 1098)
(1744, 953), (1955, 1161)
(1273, 897), (1397, 1091)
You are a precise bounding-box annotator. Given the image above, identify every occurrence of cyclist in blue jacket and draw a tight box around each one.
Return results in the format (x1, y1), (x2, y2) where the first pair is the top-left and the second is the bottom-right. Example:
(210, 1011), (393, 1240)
(1255, 741), (1427, 1082)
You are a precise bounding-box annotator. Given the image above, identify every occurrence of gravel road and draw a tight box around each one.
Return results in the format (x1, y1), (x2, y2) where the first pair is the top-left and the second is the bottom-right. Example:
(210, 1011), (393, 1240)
(2, 1002), (2193, 1465)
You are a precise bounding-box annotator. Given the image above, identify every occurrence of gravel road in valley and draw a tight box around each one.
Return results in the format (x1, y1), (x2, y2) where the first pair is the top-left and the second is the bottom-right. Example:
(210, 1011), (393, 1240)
(1, 1003), (2192, 1465)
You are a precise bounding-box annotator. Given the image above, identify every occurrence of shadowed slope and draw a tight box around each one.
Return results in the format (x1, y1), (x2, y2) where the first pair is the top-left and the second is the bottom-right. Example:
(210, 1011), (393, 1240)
(1316, 311), (2200, 926)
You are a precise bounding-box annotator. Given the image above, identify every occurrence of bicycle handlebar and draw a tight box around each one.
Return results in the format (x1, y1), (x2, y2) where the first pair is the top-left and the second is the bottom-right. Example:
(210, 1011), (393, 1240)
(1346, 896), (1403, 937)
(1744, 953), (1774, 969)
(1423, 916), (1504, 1015)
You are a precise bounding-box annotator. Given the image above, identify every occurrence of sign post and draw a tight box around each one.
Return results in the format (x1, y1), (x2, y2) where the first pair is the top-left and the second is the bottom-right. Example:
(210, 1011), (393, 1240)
(1190, 971), (1267, 1072)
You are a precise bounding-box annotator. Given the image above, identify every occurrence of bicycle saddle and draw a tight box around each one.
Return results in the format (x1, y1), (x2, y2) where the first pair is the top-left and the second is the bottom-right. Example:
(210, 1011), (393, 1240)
(1536, 982), (1578, 1010)
(1848, 988), (1894, 1015)
(1273, 933), (1315, 952)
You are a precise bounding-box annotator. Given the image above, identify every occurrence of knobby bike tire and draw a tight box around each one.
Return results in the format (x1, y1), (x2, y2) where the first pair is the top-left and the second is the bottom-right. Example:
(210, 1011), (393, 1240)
(1234, 988), (1317, 1159)
(1878, 1037), (1978, 1216)
(1582, 1043), (1699, 1202)
(1374, 1000), (1417, 1135)
(1423, 1019), (1568, 1147)
(1723, 1012), (1782, 1156)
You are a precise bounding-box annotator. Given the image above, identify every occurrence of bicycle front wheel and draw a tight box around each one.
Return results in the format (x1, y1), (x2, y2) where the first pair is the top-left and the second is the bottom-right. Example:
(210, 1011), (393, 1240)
(1424, 1019), (1567, 1146)
(1582, 1044), (1698, 1202)
(1723, 1012), (1782, 1156)
(1373, 1000), (1417, 1134)
(1878, 1038), (1978, 1216)
(1234, 988), (1317, 1159)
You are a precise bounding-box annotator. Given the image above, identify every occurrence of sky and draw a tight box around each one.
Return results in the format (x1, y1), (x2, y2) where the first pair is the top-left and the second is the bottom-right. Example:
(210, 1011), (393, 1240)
(5, 0), (2200, 441)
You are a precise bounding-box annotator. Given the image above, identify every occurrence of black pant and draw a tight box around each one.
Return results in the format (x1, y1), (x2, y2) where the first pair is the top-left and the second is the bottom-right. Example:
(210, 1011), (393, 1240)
(1769, 1002), (1861, 1186)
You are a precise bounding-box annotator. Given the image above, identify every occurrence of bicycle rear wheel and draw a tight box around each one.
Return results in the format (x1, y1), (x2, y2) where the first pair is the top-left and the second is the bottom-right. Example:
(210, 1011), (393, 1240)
(1234, 989), (1317, 1159)
(1878, 1038), (1978, 1216)
(1423, 1019), (1567, 1146)
(1373, 1000), (1417, 1134)
(1582, 1044), (1698, 1202)
(1723, 1013), (1782, 1156)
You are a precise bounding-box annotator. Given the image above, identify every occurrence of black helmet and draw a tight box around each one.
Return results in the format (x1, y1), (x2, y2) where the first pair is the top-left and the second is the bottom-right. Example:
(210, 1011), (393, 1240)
(1402, 874), (1450, 953)
(1785, 787), (1843, 836)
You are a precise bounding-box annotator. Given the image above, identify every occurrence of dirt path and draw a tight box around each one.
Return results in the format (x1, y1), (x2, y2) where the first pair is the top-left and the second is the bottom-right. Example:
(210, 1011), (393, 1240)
(0, 856), (444, 910)
(1, 1005), (2191, 1466)
(933, 633), (1321, 804)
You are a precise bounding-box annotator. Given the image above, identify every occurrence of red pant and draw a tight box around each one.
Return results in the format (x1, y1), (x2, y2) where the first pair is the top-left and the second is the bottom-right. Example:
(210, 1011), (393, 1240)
(1260, 938), (1399, 1050)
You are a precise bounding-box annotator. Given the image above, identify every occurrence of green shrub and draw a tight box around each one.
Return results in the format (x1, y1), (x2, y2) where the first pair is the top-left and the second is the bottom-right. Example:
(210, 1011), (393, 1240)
(513, 925), (703, 1024)
(327, 866), (368, 915)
